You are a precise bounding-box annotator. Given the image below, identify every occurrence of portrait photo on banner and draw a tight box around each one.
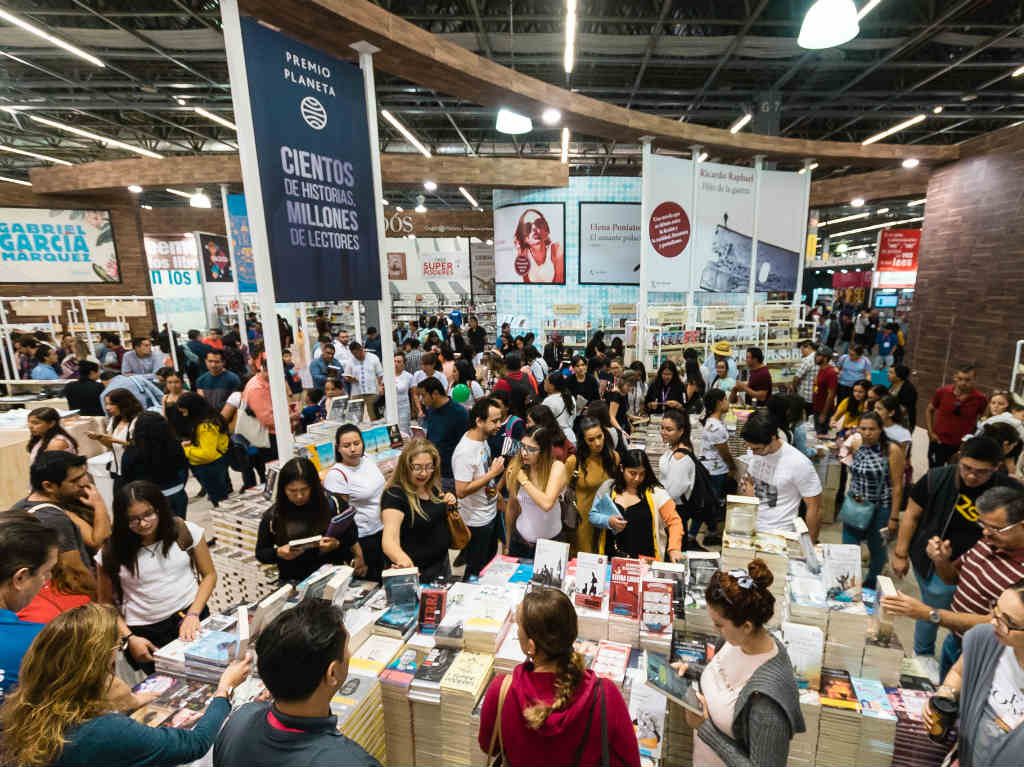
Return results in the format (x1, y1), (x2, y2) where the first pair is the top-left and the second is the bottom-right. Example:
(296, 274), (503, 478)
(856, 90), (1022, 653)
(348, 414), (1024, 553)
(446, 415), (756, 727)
(493, 202), (565, 285)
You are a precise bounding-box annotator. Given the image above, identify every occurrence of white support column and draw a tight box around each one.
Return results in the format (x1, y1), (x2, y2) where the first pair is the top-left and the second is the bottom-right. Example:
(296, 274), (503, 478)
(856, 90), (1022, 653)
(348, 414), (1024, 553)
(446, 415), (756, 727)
(746, 155), (765, 324)
(353, 41), (399, 427)
(638, 137), (654, 363)
(221, 0), (295, 461)
(219, 183), (249, 350)
(688, 144), (702, 314)
(352, 300), (362, 343)
(165, 317), (180, 372)
(77, 298), (97, 360)
(793, 159), (814, 314)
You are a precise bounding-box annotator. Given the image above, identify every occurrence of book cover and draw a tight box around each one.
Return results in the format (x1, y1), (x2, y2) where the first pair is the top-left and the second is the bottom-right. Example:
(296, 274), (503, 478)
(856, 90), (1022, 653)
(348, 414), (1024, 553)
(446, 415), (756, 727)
(640, 578), (674, 636)
(609, 558), (643, 618)
(414, 647), (459, 684)
(262, 466), (280, 501)
(375, 603), (419, 634)
(183, 630), (239, 666)
(724, 495), (759, 536)
(132, 675), (180, 697)
(531, 538), (569, 589)
(591, 640), (630, 684)
(288, 535), (323, 553)
(851, 676), (898, 721)
(821, 543), (863, 601)
(382, 567), (420, 607)
(781, 621), (824, 690)
(645, 651), (703, 715)
(440, 651), (494, 696)
(574, 552), (609, 610)
(820, 667), (860, 710)
(419, 586), (447, 634)
(341, 580), (380, 610)
(684, 553), (719, 610)
(649, 561), (687, 621)
(629, 670), (666, 758)
(131, 704), (176, 727)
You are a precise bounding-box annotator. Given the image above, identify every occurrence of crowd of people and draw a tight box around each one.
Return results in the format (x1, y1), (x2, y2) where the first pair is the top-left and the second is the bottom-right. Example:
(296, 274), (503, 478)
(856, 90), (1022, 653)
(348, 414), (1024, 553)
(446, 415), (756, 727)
(3, 301), (1024, 767)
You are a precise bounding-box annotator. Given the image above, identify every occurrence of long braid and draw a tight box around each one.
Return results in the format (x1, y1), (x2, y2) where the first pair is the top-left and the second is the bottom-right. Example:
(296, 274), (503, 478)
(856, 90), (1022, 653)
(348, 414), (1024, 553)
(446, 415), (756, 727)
(522, 651), (586, 729)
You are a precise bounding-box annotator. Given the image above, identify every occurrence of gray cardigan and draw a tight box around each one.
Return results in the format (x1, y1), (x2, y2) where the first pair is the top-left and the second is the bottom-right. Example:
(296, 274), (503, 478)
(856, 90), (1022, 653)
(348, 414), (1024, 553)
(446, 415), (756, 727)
(958, 623), (1024, 767)
(697, 637), (806, 767)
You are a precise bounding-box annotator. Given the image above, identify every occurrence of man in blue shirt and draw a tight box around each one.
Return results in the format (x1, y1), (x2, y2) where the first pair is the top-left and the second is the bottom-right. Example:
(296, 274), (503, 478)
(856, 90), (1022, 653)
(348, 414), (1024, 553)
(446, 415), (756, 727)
(0, 513), (58, 700)
(121, 337), (164, 377)
(418, 376), (468, 492)
(309, 344), (343, 390)
(835, 344), (873, 403)
(196, 349), (242, 412)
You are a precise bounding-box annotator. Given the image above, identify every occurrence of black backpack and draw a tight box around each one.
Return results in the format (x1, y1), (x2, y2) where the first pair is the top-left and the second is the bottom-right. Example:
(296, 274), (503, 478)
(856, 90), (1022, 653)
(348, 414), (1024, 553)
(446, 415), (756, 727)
(674, 448), (722, 525)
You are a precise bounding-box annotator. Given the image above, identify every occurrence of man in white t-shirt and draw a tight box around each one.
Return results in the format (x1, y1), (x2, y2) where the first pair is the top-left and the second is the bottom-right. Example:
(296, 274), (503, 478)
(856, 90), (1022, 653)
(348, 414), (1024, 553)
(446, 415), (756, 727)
(344, 341), (384, 420)
(452, 397), (506, 578)
(740, 412), (823, 540)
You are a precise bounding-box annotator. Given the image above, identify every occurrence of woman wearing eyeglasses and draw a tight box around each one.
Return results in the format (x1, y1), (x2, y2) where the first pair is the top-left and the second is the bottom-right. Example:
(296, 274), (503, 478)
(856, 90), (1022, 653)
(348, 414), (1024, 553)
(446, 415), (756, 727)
(925, 580), (1024, 767)
(381, 439), (457, 582)
(674, 561), (804, 767)
(95, 481), (216, 673)
(505, 426), (569, 559)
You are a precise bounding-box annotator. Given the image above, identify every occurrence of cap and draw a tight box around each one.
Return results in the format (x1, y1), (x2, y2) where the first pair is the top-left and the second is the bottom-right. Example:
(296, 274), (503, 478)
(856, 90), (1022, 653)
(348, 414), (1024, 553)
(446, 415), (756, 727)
(816, 345), (833, 357)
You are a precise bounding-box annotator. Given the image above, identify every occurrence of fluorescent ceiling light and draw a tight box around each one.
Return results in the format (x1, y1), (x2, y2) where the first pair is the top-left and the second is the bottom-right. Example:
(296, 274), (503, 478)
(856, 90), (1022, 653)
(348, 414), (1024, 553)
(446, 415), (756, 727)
(933, 105), (944, 114)
(798, 0), (859, 50)
(0, 175), (30, 187)
(0, 8), (105, 68)
(857, 0), (883, 19)
(486, 239), (493, 245)
(458, 186), (479, 208)
(381, 199), (389, 206)
(876, 207), (890, 214)
(907, 197), (927, 206)
(696, 151), (708, 163)
(541, 107), (561, 126)
(798, 160), (820, 174)
(380, 109), (431, 158)
(729, 113), (752, 134)
(902, 158), (920, 169)
(165, 188), (192, 199)
(0, 143), (72, 166)
(193, 107), (236, 131)
(830, 216), (923, 238)
(851, 197), (865, 207)
(26, 114), (163, 158)
(560, 127), (570, 164)
(820, 211), (869, 226)
(140, 204), (153, 210)
(189, 190), (212, 209)
(496, 108), (532, 135)
(862, 114), (926, 145)
(1014, 65), (1024, 78)
(564, 0), (576, 74)
(395, 206), (404, 212)
(423, 180), (437, 192)
(127, 184), (143, 194)
(414, 203), (427, 214)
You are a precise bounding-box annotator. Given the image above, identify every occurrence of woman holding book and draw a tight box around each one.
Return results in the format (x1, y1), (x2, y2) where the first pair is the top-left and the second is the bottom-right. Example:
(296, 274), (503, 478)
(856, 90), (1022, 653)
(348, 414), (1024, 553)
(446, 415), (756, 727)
(256, 457), (365, 584)
(324, 424), (387, 582)
(589, 449), (683, 562)
(380, 438), (457, 583)
(565, 416), (620, 554)
(95, 481), (216, 673)
(675, 561), (804, 767)
(0, 603), (252, 767)
(478, 587), (641, 767)
(505, 426), (569, 559)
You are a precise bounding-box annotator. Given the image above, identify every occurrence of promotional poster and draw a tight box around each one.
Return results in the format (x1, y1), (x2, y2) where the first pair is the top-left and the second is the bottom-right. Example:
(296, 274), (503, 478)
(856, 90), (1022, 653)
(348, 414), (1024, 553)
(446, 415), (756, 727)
(144, 234), (207, 331)
(0, 207), (120, 283)
(578, 202), (641, 285)
(199, 233), (232, 283)
(493, 202), (565, 285)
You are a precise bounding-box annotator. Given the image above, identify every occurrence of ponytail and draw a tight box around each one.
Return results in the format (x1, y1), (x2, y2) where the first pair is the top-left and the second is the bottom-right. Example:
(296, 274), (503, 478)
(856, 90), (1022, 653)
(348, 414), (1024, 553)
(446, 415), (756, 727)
(522, 651), (586, 729)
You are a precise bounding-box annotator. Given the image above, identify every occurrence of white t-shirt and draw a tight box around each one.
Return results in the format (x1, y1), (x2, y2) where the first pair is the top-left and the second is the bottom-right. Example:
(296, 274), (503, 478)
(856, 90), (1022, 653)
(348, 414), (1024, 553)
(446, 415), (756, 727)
(323, 457), (385, 537)
(542, 393), (577, 445)
(346, 353), (384, 396)
(987, 646), (1024, 730)
(659, 449), (695, 502)
(884, 423), (913, 445)
(412, 369), (449, 391)
(95, 520), (203, 626)
(700, 418), (731, 476)
(226, 391), (242, 409)
(451, 434), (498, 527)
(744, 442), (823, 533)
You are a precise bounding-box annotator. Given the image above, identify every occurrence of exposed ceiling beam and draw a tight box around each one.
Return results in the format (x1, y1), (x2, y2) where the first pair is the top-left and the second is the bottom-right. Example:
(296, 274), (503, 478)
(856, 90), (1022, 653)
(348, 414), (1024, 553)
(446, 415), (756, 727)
(625, 0), (674, 110)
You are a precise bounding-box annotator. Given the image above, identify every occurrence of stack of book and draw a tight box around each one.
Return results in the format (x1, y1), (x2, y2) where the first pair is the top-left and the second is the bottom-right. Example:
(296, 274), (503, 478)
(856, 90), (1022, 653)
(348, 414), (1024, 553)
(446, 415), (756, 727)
(887, 686), (957, 765)
(851, 677), (898, 767)
(649, 560), (687, 631)
(469, 694), (489, 767)
(463, 584), (515, 653)
(374, 567), (420, 641)
(720, 531), (789, 628)
(576, 601), (610, 642)
(436, 582), (476, 649)
(684, 552), (720, 634)
(862, 631), (905, 687)
(875, 575), (898, 640)
(183, 630), (239, 684)
(348, 634), (404, 678)
(825, 603), (869, 675)
(817, 667), (862, 767)
(494, 625), (526, 676)
(409, 647), (460, 765)
(608, 557), (643, 645)
(724, 494), (759, 537)
(531, 538), (570, 589)
(782, 621), (824, 691)
(322, 567), (356, 604)
(790, 690), (821, 767)
(591, 640), (631, 689)
(639, 576), (674, 655)
(344, 589), (389, 652)
(787, 560), (830, 631)
(626, 665), (666, 762)
(296, 564), (351, 601)
(821, 543), (863, 602)
(440, 651), (495, 766)
(643, 417), (667, 463)
(250, 584), (293, 637)
(331, 672), (386, 764)
(379, 649), (419, 767)
(207, 494), (278, 612)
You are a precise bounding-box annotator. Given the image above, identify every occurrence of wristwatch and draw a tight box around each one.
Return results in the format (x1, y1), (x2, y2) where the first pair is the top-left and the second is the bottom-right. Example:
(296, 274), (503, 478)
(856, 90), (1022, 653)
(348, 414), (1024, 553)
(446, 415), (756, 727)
(929, 609), (941, 625)
(120, 632), (135, 652)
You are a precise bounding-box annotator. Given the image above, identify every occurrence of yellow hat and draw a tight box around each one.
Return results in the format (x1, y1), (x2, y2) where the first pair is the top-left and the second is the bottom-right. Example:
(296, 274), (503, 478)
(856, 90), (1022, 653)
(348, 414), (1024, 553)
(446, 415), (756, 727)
(711, 340), (732, 356)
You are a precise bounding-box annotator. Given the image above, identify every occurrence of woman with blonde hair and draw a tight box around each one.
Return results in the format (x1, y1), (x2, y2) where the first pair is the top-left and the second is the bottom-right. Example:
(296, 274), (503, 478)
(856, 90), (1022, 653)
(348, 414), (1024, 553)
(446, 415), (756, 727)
(478, 588), (640, 767)
(0, 603), (251, 767)
(505, 425), (569, 558)
(381, 438), (457, 582)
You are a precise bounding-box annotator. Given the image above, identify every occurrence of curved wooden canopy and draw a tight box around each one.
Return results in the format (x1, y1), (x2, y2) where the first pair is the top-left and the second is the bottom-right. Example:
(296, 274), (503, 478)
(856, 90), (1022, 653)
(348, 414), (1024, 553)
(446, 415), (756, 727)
(237, 0), (959, 167)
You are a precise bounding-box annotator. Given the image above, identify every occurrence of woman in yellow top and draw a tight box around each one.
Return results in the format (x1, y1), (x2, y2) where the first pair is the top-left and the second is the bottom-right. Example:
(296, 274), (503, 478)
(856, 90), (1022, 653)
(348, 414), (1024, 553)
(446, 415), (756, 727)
(830, 378), (871, 434)
(176, 392), (231, 507)
(564, 416), (620, 554)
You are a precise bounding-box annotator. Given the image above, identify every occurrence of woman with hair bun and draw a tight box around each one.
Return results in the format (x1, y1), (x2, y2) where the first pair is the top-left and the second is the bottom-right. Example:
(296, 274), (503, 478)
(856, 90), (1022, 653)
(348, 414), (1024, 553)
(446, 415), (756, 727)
(478, 588), (640, 767)
(676, 559), (804, 767)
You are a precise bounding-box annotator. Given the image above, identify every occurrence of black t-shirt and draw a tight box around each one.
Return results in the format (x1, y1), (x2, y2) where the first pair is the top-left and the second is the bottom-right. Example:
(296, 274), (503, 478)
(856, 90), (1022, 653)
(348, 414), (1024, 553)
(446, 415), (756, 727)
(568, 375), (600, 405)
(604, 390), (632, 435)
(467, 325), (487, 353)
(609, 496), (654, 559)
(10, 497), (93, 571)
(61, 379), (105, 416)
(381, 486), (450, 581)
(255, 494), (359, 583)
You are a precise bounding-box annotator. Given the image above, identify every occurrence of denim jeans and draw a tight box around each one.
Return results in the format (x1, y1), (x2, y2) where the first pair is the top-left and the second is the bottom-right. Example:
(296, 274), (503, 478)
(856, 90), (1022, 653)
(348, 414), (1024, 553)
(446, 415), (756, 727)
(191, 456), (231, 505)
(841, 503), (889, 590)
(914, 569), (958, 656)
(939, 632), (963, 681)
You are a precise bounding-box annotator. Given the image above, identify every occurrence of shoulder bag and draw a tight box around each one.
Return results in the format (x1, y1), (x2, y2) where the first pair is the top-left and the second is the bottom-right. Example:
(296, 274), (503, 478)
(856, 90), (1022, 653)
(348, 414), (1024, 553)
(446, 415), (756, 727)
(838, 493), (877, 532)
(446, 500), (472, 550)
(233, 397), (271, 449)
(486, 674), (514, 766)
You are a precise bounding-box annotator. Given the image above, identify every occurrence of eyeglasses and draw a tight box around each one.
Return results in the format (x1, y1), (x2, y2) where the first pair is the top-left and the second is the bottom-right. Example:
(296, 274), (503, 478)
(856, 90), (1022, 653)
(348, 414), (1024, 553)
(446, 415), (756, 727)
(520, 444), (541, 454)
(410, 463), (435, 473)
(127, 510), (157, 528)
(993, 604), (1024, 633)
(977, 518), (1020, 535)
(960, 463), (996, 479)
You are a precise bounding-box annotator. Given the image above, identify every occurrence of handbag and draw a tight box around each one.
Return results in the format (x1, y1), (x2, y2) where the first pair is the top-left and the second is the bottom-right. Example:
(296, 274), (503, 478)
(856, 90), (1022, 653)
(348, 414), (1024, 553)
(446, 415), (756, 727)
(233, 398), (270, 449)
(561, 471), (580, 531)
(839, 492), (877, 532)
(486, 674), (514, 766)
(446, 502), (472, 550)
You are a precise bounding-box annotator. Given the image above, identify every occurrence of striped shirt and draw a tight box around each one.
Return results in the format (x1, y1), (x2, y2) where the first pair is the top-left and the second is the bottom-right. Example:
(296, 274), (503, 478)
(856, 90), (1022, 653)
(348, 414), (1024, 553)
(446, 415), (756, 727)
(951, 539), (1024, 635)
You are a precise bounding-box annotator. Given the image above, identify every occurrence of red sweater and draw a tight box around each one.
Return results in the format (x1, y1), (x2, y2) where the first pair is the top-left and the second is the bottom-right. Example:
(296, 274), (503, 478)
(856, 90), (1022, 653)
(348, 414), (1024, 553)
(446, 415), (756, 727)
(478, 665), (641, 767)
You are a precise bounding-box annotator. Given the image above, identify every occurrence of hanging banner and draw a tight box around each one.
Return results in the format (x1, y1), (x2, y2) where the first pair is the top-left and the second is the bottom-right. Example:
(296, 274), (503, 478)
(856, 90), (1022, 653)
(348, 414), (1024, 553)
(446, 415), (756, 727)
(693, 161), (757, 294)
(493, 202), (566, 284)
(755, 169), (804, 293)
(384, 237), (471, 298)
(875, 228), (920, 289)
(235, 16), (381, 302)
(225, 193), (257, 293)
(0, 207), (120, 283)
(578, 202), (641, 285)
(644, 155), (694, 292)
(469, 241), (495, 300)
(198, 233), (232, 283)
(144, 235), (207, 332)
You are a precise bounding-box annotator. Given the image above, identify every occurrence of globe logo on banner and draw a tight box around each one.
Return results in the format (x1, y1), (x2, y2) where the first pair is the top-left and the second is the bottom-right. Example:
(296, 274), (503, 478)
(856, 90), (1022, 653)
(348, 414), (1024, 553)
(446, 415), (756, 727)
(649, 201), (690, 258)
(300, 96), (327, 130)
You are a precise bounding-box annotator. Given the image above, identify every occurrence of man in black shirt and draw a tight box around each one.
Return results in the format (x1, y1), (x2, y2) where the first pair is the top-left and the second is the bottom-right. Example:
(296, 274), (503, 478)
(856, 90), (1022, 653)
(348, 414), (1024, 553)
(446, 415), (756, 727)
(543, 333), (566, 368)
(61, 361), (105, 416)
(891, 436), (1021, 656)
(466, 315), (488, 357)
(214, 600), (380, 767)
(418, 376), (469, 492)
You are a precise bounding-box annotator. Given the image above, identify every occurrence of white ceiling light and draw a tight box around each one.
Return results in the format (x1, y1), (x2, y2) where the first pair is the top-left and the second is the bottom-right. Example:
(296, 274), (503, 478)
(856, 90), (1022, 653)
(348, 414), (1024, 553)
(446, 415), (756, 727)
(830, 216), (923, 238)
(820, 211), (869, 226)
(564, 0), (577, 74)
(193, 107), (236, 131)
(0, 175), (31, 187)
(0, 9), (105, 68)
(395, 206), (404, 212)
(423, 180), (437, 192)
(857, 0), (883, 18)
(696, 151), (708, 163)
(189, 190), (212, 208)
(458, 186), (479, 207)
(798, 0), (859, 50)
(381, 199), (389, 206)
(380, 109), (431, 158)
(729, 113), (752, 134)
(414, 203), (427, 214)
(0, 143), (72, 166)
(541, 107), (562, 126)
(932, 105), (944, 114)
(907, 198), (927, 207)
(1013, 65), (1024, 78)
(798, 160), (820, 174)
(851, 197), (865, 207)
(876, 207), (890, 214)
(25, 113), (163, 158)
(127, 184), (143, 194)
(496, 108), (533, 135)
(560, 127), (570, 164)
(862, 113), (926, 145)
(140, 204), (153, 210)
(486, 239), (493, 245)
(902, 158), (920, 169)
